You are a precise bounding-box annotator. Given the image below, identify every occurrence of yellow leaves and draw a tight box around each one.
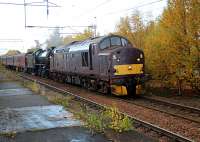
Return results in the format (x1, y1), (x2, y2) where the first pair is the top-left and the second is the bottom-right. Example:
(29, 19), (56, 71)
(5, 50), (21, 55)
(63, 28), (93, 45)
(73, 28), (93, 41)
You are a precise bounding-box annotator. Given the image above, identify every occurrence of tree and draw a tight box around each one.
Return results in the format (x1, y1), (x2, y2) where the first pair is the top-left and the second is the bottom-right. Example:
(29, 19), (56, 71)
(144, 0), (200, 93)
(115, 16), (134, 45)
(5, 50), (21, 55)
(115, 11), (145, 49)
(73, 28), (93, 41)
(63, 28), (93, 45)
(46, 28), (63, 48)
(115, 0), (200, 93)
(63, 35), (74, 45)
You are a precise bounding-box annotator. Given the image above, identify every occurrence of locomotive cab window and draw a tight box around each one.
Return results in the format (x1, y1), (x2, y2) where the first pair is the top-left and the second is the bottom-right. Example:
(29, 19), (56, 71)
(100, 38), (110, 50)
(121, 38), (129, 47)
(81, 52), (88, 67)
(111, 37), (121, 46)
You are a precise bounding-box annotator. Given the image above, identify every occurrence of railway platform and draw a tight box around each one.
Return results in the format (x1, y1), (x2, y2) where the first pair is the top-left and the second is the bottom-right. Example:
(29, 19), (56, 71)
(0, 78), (155, 142)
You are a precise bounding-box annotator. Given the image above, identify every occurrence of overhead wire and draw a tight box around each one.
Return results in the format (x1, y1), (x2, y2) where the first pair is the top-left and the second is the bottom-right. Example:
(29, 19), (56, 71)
(100, 0), (164, 16)
(75, 0), (112, 19)
(0, 2), (60, 7)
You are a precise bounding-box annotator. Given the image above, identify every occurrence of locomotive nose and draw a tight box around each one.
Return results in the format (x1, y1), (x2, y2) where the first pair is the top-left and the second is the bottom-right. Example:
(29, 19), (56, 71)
(112, 47), (144, 76)
(110, 47), (145, 96)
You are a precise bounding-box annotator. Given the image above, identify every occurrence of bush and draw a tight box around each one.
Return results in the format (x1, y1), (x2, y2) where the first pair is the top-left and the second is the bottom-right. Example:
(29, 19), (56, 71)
(104, 106), (133, 132)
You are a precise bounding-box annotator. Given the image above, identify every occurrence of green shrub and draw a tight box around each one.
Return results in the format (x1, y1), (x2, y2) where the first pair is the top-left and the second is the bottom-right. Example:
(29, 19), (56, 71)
(86, 113), (105, 133)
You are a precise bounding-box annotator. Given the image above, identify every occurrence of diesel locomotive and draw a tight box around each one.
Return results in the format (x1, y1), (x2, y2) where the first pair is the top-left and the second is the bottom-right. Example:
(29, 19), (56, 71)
(1, 35), (145, 96)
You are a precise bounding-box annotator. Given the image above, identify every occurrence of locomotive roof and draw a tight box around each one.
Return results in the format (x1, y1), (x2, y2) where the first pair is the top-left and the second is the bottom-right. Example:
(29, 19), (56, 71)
(54, 35), (124, 53)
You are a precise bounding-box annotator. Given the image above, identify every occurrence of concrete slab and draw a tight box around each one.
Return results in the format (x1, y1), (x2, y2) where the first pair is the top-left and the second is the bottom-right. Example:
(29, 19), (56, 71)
(0, 127), (109, 142)
(0, 95), (51, 109)
(0, 88), (32, 96)
(0, 105), (82, 133)
(0, 82), (23, 90)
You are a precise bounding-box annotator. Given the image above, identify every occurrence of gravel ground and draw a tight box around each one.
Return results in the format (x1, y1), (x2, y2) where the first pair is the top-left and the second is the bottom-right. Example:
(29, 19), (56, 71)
(27, 74), (200, 141)
(144, 94), (200, 109)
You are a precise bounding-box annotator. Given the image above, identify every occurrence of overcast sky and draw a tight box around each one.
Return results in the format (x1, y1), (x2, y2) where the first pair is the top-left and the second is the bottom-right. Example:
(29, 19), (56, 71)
(0, 0), (167, 55)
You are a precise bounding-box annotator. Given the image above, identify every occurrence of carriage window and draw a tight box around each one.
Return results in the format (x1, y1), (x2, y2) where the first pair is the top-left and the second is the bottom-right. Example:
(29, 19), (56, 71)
(100, 38), (110, 50)
(121, 38), (128, 46)
(111, 37), (121, 46)
(81, 52), (88, 67)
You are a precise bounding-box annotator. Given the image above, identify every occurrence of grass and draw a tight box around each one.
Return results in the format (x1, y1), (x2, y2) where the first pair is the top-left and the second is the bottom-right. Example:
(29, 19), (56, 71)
(73, 103), (133, 133)
(0, 65), (20, 81)
(0, 131), (17, 138)
(48, 95), (72, 108)
(102, 106), (133, 132)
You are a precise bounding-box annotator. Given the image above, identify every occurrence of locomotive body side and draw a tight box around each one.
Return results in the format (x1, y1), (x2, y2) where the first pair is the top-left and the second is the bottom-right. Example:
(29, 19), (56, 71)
(50, 35), (145, 96)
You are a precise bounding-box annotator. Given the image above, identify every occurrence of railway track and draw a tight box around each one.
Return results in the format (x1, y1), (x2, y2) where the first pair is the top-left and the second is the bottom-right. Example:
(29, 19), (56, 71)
(20, 74), (193, 142)
(123, 96), (200, 124)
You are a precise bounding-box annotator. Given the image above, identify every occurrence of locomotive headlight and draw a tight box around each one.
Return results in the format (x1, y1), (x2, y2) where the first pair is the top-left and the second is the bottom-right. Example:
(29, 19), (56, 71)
(137, 58), (140, 61)
(140, 54), (143, 58)
(128, 66), (132, 70)
(113, 55), (117, 60)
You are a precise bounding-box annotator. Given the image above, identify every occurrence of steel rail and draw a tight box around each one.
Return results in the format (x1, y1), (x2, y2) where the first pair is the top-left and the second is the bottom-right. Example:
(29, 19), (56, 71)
(141, 96), (200, 114)
(121, 98), (200, 124)
(19, 74), (193, 142)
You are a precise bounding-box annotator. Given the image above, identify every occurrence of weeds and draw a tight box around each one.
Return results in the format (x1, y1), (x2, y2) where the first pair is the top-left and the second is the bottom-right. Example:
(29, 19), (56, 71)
(103, 106), (133, 132)
(73, 103), (133, 133)
(23, 80), (40, 93)
(0, 131), (16, 138)
(86, 113), (105, 133)
(49, 95), (72, 108)
(0, 65), (20, 81)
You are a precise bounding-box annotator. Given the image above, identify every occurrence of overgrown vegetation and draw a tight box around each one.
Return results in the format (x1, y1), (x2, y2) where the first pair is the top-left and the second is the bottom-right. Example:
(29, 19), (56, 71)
(0, 65), (20, 81)
(0, 131), (16, 138)
(115, 0), (200, 94)
(104, 106), (133, 132)
(23, 80), (40, 93)
(48, 95), (72, 108)
(74, 104), (133, 133)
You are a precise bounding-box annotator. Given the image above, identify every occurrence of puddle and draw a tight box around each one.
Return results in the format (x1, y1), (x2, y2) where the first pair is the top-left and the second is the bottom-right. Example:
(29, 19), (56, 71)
(0, 105), (82, 133)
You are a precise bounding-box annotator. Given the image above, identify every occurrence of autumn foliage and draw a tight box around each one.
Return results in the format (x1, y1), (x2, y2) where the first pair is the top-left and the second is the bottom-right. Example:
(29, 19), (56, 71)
(115, 0), (200, 94)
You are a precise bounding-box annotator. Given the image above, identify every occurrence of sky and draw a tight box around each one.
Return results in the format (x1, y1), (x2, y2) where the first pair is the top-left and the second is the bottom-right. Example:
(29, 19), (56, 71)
(0, 0), (167, 55)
